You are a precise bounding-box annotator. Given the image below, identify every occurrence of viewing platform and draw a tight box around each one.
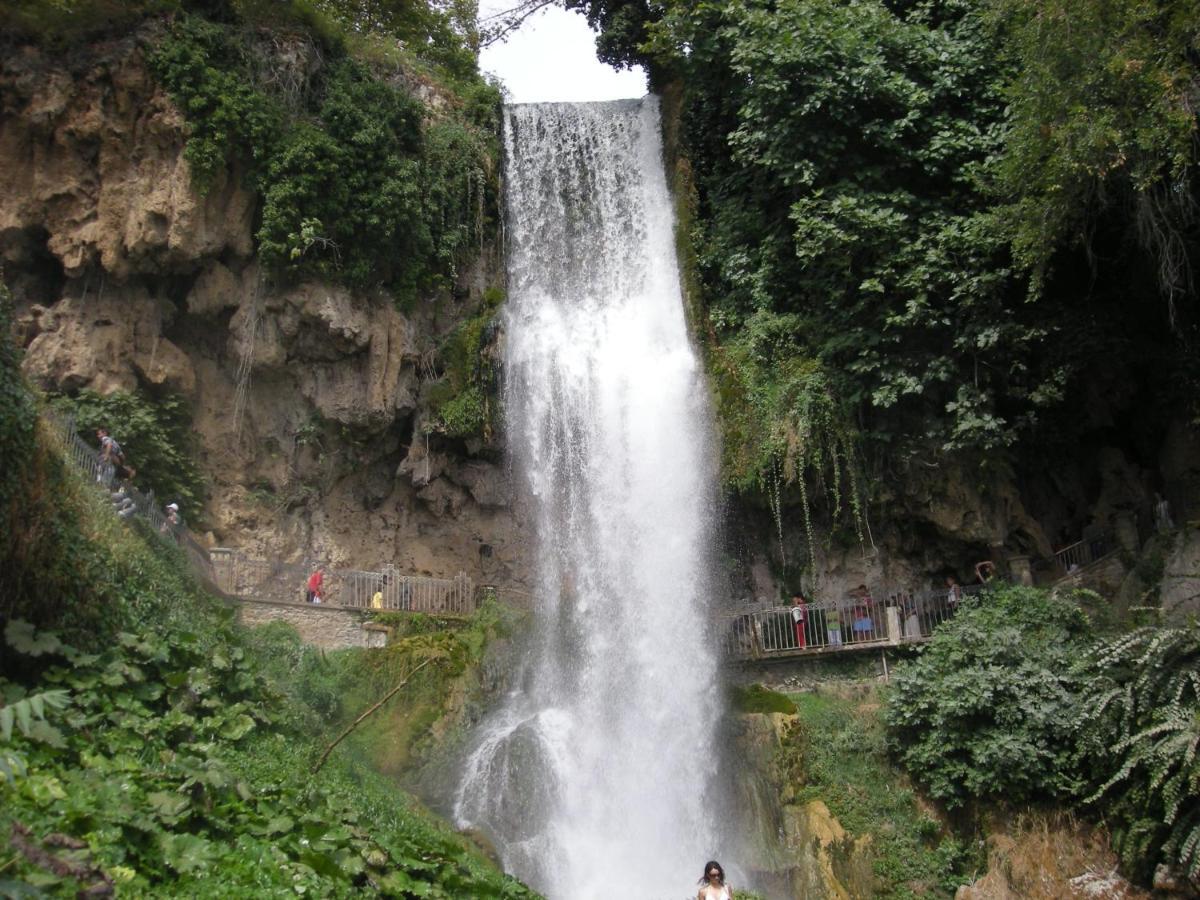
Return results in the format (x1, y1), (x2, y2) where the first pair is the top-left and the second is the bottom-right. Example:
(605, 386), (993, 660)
(718, 585), (985, 663)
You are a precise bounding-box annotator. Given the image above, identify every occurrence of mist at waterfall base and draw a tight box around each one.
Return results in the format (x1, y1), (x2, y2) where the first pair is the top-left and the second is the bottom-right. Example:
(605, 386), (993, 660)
(454, 99), (733, 898)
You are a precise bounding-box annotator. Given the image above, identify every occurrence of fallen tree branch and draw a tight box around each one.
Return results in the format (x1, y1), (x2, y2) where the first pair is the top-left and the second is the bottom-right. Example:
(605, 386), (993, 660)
(313, 658), (437, 774)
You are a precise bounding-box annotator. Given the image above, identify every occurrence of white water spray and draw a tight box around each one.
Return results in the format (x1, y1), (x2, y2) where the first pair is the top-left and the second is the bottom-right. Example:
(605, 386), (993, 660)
(454, 98), (723, 899)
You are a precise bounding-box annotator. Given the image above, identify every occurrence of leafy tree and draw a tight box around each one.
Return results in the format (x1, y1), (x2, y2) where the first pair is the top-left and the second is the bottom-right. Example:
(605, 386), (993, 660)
(884, 585), (1092, 808)
(996, 0), (1200, 319)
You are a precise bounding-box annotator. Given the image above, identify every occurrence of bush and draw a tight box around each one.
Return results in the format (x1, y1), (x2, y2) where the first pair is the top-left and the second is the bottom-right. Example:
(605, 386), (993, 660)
(148, 12), (500, 296)
(1078, 625), (1200, 886)
(884, 585), (1092, 808)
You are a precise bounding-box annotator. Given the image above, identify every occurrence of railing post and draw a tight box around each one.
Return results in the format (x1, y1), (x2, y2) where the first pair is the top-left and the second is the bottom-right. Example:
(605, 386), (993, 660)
(885, 606), (901, 645)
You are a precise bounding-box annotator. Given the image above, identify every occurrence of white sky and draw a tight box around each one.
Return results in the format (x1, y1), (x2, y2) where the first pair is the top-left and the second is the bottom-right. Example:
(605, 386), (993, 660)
(478, 1), (647, 103)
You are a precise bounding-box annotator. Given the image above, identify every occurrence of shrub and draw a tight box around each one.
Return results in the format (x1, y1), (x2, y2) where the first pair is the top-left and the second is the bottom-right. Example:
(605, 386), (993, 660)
(884, 585), (1092, 808)
(1078, 625), (1200, 886)
(148, 12), (499, 296)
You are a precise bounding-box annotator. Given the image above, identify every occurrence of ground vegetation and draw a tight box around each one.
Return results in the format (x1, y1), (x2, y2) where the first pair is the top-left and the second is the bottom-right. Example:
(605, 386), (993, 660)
(0, 309), (536, 895)
(884, 585), (1200, 887)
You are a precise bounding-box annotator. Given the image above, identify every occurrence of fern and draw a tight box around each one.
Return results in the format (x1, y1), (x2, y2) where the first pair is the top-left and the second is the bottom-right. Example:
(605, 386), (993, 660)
(1079, 625), (1200, 886)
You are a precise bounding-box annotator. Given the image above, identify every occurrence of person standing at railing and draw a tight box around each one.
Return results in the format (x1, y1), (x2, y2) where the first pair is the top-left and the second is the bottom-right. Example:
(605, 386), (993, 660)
(371, 576), (387, 610)
(946, 574), (964, 605)
(159, 502), (181, 542)
(851, 585), (874, 640)
(306, 566), (324, 604)
(790, 593), (808, 649)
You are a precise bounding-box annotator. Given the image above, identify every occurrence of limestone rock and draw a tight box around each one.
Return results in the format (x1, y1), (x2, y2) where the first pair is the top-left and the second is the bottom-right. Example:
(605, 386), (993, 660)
(1160, 527), (1200, 623)
(0, 39), (254, 281)
(447, 460), (510, 508)
(955, 815), (1149, 900)
(22, 282), (194, 396)
(186, 261), (243, 317)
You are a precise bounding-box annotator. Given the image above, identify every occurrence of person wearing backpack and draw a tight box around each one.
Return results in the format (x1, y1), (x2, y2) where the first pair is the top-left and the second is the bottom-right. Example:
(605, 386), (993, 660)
(96, 427), (136, 483)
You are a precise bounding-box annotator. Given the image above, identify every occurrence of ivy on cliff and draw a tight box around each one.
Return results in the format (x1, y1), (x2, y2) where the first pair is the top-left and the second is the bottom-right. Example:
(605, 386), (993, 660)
(148, 10), (500, 296)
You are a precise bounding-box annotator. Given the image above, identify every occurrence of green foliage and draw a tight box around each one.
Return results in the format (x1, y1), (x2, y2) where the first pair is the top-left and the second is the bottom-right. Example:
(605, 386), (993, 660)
(52, 389), (207, 519)
(0, 0), (179, 41)
(711, 310), (864, 557)
(884, 586), (1092, 808)
(789, 690), (975, 897)
(564, 0), (655, 68)
(148, 10), (500, 295)
(0, 615), (536, 897)
(730, 683), (797, 715)
(1077, 625), (1200, 885)
(623, 0), (1200, 492)
(427, 290), (502, 440)
(312, 0), (482, 81)
(649, 0), (1058, 463)
(0, 284), (37, 515)
(996, 0), (1200, 307)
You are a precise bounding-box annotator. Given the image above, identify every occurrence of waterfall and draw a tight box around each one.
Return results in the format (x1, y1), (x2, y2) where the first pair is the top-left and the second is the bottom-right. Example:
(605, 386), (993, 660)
(453, 97), (724, 898)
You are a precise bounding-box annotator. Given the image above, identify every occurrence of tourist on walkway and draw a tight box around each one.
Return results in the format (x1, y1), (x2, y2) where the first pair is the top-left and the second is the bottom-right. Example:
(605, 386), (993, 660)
(96, 426), (135, 484)
(945, 574), (963, 605)
(306, 566), (324, 604)
(790, 593), (808, 649)
(851, 584), (874, 640)
(827, 608), (843, 646)
(697, 860), (733, 900)
(160, 502), (181, 539)
(371, 576), (387, 610)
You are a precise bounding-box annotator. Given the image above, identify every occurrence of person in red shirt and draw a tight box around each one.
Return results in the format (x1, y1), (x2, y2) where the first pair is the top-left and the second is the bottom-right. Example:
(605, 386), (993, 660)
(790, 593), (808, 649)
(306, 567), (324, 604)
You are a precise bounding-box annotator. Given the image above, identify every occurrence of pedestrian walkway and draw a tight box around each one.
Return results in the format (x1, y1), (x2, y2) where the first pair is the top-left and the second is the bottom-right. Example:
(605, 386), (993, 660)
(44, 411), (477, 616)
(721, 585), (984, 662)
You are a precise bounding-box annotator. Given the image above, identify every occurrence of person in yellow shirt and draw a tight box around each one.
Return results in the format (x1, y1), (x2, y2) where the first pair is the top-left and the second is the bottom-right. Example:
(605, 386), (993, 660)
(371, 576), (387, 609)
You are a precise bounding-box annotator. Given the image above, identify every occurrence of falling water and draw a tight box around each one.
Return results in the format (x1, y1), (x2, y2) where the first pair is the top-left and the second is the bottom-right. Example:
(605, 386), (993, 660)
(453, 98), (724, 898)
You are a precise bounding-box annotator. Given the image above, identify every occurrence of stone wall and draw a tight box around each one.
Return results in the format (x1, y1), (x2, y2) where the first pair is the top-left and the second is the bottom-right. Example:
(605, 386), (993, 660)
(236, 598), (390, 650)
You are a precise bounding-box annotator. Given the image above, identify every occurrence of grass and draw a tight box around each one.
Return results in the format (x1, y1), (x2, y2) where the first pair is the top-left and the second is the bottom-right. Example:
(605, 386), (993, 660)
(731, 683), (798, 714)
(785, 689), (978, 898)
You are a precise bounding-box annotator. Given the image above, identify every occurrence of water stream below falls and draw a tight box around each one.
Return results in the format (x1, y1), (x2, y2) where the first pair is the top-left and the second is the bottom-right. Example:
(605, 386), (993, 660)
(453, 98), (728, 898)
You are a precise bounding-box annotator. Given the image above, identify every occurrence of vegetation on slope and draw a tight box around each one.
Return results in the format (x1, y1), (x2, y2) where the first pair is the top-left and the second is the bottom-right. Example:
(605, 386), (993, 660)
(0, 290), (535, 897)
(786, 689), (975, 898)
(145, 6), (500, 296)
(884, 584), (1200, 887)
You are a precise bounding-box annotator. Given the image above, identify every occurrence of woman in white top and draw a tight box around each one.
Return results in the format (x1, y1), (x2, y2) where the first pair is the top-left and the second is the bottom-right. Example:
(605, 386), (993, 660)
(697, 860), (733, 900)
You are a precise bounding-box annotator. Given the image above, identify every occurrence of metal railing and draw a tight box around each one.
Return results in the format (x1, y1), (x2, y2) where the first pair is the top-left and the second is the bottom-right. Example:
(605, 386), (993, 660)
(719, 584), (984, 660)
(208, 550), (476, 614)
(44, 411), (215, 582)
(1053, 532), (1113, 574)
(44, 411), (474, 614)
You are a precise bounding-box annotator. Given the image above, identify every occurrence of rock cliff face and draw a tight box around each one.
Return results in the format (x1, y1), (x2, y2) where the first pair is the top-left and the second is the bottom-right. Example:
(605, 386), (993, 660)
(1, 34), (533, 591)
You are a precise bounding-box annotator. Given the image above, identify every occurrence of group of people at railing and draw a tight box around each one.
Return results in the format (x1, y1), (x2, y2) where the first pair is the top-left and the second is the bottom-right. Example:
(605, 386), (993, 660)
(727, 576), (984, 657)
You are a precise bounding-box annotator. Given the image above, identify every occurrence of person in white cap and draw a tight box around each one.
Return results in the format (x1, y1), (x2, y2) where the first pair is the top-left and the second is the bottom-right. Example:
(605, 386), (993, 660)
(161, 502), (181, 536)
